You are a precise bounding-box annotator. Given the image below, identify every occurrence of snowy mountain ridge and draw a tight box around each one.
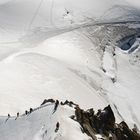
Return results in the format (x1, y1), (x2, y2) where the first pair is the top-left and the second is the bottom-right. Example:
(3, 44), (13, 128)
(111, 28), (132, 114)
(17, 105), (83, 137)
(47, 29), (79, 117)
(0, 99), (140, 140)
(0, 0), (140, 139)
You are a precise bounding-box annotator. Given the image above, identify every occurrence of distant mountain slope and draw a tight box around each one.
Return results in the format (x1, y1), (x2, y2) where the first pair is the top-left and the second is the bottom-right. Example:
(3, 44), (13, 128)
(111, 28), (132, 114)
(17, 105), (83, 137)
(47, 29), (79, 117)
(0, 0), (139, 42)
(100, 5), (140, 21)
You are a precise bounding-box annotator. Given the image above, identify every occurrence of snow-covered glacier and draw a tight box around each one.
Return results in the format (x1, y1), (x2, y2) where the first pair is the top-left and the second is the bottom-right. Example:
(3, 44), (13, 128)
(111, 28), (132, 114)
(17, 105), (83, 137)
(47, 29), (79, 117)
(0, 0), (140, 139)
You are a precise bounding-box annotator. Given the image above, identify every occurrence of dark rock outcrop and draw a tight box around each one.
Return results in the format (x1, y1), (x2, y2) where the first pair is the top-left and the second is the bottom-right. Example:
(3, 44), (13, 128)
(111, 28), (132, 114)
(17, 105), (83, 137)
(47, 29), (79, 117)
(61, 100), (78, 107)
(74, 104), (140, 140)
(41, 99), (55, 106)
(39, 99), (140, 140)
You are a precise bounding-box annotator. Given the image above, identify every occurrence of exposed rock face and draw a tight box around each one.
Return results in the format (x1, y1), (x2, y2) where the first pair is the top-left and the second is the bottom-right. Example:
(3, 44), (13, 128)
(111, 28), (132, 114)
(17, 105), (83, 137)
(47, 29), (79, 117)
(114, 121), (140, 140)
(41, 99), (55, 106)
(40, 99), (140, 140)
(74, 104), (140, 140)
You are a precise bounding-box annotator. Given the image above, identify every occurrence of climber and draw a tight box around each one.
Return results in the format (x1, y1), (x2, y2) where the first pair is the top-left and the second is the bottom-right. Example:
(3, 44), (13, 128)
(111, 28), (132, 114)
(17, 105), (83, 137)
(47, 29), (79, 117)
(17, 112), (19, 117)
(55, 122), (60, 132)
(15, 112), (19, 120)
(29, 108), (33, 113)
(53, 100), (59, 113)
(25, 110), (28, 115)
(5, 114), (11, 123)
(8, 114), (10, 118)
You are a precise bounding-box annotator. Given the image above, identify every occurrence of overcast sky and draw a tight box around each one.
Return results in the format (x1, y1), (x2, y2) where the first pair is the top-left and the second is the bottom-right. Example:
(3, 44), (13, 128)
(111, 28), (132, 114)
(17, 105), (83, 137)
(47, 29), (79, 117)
(0, 0), (140, 8)
(126, 0), (140, 7)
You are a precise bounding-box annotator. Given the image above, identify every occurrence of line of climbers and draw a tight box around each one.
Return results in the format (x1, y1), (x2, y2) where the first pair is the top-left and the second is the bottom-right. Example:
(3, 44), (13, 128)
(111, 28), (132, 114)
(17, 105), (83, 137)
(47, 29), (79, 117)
(5, 98), (62, 134)
(4, 98), (140, 140)
(6, 98), (67, 122)
(6, 107), (34, 122)
(40, 99), (78, 114)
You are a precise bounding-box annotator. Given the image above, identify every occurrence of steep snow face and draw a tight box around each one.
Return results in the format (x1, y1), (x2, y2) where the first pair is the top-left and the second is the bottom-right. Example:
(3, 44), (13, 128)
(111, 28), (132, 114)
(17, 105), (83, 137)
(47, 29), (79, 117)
(93, 25), (140, 129)
(31, 30), (102, 68)
(0, 34), (107, 115)
(38, 27), (140, 130)
(101, 45), (140, 129)
(0, 27), (110, 116)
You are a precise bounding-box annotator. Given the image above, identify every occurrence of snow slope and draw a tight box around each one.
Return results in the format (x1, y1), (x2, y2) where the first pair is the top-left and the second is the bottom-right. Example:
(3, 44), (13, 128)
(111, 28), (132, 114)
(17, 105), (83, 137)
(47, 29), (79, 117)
(0, 102), (91, 140)
(0, 0), (139, 42)
(0, 29), (109, 115)
(0, 50), (107, 115)
(0, 24), (140, 130)
(0, 0), (140, 139)
(32, 27), (140, 130)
